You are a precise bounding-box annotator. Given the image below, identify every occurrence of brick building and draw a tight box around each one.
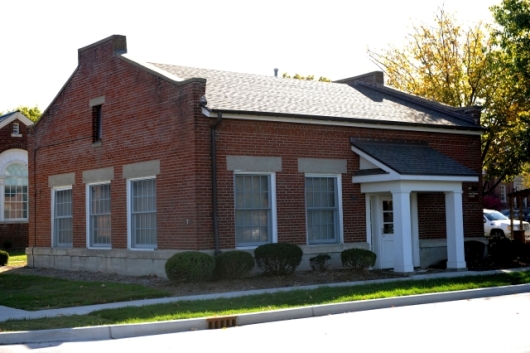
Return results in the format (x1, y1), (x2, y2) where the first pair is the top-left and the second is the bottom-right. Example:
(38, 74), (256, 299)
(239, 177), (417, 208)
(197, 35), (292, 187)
(0, 111), (32, 249)
(28, 35), (484, 276)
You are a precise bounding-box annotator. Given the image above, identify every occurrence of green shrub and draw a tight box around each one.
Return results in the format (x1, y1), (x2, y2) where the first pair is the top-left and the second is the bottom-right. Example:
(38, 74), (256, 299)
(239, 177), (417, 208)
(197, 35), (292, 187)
(164, 251), (215, 283)
(309, 254), (331, 272)
(254, 243), (303, 276)
(465, 240), (486, 262)
(341, 248), (376, 270)
(2, 240), (12, 250)
(214, 250), (255, 279)
(0, 250), (8, 266)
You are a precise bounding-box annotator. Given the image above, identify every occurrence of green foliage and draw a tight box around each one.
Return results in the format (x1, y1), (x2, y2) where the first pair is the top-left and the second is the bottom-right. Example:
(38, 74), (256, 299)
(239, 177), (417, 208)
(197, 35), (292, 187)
(214, 250), (255, 280)
(368, 6), (530, 192)
(165, 251), (215, 283)
(3, 240), (13, 250)
(341, 248), (376, 270)
(254, 243), (303, 276)
(464, 241), (486, 266)
(282, 72), (331, 82)
(309, 254), (331, 272)
(0, 250), (8, 265)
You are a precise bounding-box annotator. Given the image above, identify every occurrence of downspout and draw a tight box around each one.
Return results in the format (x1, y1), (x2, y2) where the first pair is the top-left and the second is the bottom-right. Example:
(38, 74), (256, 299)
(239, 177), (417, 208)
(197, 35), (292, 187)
(210, 111), (223, 255)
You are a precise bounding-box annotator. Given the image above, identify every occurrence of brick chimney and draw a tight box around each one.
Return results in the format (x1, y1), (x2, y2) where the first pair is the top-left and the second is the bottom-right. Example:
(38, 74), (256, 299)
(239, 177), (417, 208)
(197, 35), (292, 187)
(334, 71), (384, 86)
(454, 106), (482, 125)
(78, 35), (127, 64)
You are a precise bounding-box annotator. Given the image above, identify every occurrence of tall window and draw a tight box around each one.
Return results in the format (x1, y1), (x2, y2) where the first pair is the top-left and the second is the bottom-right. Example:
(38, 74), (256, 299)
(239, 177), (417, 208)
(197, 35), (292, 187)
(53, 188), (73, 247)
(4, 163), (28, 220)
(88, 183), (111, 248)
(235, 174), (272, 246)
(92, 105), (102, 142)
(305, 176), (341, 244)
(129, 178), (156, 249)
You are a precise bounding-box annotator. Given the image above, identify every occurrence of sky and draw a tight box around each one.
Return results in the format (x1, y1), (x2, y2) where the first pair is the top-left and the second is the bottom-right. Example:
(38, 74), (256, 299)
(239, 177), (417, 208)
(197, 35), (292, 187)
(1, 0), (499, 114)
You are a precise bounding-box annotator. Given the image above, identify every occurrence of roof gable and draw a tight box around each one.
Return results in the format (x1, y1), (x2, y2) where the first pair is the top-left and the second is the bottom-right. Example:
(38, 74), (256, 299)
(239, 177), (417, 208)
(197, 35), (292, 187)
(0, 111), (33, 129)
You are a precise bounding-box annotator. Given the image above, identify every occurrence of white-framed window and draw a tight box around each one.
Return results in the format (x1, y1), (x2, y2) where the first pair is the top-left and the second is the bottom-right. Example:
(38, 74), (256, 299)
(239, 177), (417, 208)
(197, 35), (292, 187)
(86, 182), (111, 248)
(234, 172), (277, 247)
(500, 184), (507, 203)
(52, 187), (73, 247)
(127, 177), (156, 249)
(305, 174), (343, 244)
(4, 163), (28, 220)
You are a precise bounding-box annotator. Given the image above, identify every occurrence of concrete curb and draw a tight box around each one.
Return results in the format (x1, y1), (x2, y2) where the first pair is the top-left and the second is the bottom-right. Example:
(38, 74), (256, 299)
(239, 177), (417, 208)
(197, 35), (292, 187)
(2, 282), (530, 345)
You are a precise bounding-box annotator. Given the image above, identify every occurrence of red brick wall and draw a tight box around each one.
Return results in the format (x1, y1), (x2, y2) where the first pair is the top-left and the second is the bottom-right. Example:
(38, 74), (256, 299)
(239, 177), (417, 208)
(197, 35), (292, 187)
(214, 120), (483, 247)
(29, 37), (211, 250)
(29, 37), (483, 252)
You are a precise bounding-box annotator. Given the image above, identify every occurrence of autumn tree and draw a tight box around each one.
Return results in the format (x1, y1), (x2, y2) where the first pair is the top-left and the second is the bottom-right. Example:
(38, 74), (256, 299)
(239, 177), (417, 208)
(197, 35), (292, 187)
(368, 7), (530, 194)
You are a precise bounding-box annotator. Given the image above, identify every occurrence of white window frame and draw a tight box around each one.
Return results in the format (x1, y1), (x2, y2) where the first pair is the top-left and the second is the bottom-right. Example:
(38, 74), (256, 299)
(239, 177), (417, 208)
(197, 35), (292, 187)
(304, 173), (343, 245)
(500, 184), (507, 203)
(127, 176), (157, 250)
(86, 182), (111, 249)
(51, 186), (73, 248)
(3, 162), (28, 221)
(234, 172), (277, 248)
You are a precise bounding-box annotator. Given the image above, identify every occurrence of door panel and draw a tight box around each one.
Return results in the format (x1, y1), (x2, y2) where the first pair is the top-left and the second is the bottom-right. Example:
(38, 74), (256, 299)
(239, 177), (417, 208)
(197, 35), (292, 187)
(381, 198), (394, 269)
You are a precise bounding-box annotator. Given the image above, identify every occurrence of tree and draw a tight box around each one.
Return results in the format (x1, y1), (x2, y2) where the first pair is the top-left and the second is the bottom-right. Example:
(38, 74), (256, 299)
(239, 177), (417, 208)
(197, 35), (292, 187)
(1, 105), (41, 122)
(367, 7), (530, 194)
(282, 73), (331, 82)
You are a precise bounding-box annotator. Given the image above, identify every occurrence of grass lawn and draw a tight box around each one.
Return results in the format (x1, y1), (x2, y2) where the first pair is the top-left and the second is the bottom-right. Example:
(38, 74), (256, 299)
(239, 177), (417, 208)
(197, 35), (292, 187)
(1, 270), (529, 332)
(5, 250), (26, 267)
(0, 273), (169, 311)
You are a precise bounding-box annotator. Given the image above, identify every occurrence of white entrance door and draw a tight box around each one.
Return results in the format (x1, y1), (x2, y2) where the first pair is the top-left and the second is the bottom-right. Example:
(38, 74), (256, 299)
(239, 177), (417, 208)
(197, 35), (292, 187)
(380, 197), (395, 269)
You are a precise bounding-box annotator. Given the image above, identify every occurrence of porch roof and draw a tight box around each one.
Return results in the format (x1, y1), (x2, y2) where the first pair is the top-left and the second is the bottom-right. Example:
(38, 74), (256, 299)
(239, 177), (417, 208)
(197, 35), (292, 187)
(350, 138), (478, 177)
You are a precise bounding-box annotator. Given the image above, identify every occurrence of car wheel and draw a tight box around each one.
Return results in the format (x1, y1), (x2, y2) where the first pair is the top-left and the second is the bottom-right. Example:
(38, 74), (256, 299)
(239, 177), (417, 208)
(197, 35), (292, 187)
(490, 229), (505, 239)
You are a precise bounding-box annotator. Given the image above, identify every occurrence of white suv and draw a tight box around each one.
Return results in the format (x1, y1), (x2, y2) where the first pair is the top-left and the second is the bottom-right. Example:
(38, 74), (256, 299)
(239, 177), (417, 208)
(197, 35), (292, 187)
(483, 208), (530, 240)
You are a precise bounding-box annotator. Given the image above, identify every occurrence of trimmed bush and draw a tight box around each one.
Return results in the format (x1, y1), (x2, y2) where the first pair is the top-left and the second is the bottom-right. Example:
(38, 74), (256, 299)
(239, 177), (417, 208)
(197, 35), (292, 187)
(309, 254), (331, 272)
(254, 243), (303, 276)
(214, 250), (255, 280)
(165, 251), (215, 283)
(0, 250), (8, 266)
(341, 248), (376, 270)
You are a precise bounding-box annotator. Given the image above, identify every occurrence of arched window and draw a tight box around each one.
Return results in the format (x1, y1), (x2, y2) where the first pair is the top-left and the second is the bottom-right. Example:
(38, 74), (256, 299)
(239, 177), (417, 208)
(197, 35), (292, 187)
(4, 163), (28, 220)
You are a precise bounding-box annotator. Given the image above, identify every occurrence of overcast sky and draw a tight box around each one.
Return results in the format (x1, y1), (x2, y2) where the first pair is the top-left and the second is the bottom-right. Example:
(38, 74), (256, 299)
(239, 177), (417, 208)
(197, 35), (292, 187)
(1, 0), (499, 114)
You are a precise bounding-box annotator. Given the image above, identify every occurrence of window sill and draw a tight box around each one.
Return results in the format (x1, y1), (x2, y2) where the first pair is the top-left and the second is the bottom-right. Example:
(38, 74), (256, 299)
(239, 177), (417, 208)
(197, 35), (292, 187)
(92, 141), (102, 147)
(1, 219), (29, 224)
(11, 134), (23, 138)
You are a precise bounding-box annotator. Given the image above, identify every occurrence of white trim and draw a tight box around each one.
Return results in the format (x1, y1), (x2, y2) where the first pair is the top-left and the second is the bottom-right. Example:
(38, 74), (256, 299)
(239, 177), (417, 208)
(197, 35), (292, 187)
(126, 176), (157, 251)
(304, 173), (344, 245)
(85, 181), (112, 249)
(0, 112), (33, 129)
(202, 111), (483, 136)
(51, 186), (73, 248)
(234, 171), (278, 247)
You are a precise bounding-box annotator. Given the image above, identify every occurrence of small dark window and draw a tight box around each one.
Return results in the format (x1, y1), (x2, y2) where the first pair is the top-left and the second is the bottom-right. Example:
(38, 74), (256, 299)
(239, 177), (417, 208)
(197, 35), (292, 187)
(92, 105), (102, 142)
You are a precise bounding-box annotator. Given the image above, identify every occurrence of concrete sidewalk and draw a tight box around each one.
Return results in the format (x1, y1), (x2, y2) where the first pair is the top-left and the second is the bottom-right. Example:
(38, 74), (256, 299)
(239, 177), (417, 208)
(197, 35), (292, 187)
(2, 267), (530, 345)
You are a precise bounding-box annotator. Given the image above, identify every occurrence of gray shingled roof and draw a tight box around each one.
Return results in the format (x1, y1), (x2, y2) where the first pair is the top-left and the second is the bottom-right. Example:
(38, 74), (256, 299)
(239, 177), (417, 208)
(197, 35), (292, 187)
(150, 63), (481, 130)
(0, 111), (17, 123)
(350, 138), (478, 176)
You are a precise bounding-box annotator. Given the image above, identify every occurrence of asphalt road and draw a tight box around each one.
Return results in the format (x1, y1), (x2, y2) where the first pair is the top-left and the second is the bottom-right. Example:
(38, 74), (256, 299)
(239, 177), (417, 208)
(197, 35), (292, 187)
(3, 292), (530, 353)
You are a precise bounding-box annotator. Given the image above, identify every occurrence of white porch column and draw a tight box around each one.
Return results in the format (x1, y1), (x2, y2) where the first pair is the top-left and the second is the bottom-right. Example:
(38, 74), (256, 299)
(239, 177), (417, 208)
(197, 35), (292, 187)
(392, 191), (414, 273)
(445, 191), (467, 270)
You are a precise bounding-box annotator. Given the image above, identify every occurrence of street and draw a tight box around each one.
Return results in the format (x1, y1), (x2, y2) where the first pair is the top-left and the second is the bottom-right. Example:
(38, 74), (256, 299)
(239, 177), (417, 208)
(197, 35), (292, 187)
(3, 293), (530, 353)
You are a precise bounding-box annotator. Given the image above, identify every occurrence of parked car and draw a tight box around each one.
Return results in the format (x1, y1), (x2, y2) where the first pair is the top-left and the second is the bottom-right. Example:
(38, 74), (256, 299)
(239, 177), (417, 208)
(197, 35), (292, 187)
(501, 209), (530, 222)
(483, 208), (530, 240)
